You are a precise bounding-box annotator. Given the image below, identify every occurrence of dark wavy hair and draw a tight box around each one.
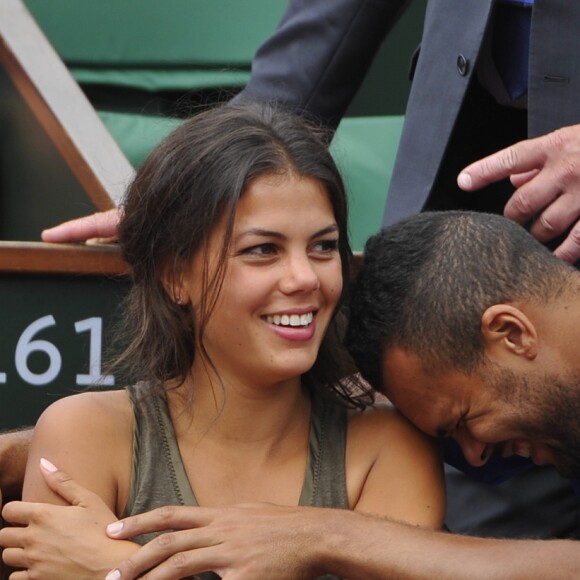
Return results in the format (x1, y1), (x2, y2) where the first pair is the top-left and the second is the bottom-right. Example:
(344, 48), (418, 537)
(115, 101), (373, 408)
(346, 210), (575, 392)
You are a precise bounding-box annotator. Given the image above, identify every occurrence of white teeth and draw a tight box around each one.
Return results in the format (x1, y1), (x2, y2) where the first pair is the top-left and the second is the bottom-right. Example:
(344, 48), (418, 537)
(266, 312), (314, 327)
(513, 442), (531, 458)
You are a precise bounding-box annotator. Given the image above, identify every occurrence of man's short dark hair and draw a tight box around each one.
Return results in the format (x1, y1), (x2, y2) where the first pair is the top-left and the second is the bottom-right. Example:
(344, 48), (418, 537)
(346, 211), (574, 392)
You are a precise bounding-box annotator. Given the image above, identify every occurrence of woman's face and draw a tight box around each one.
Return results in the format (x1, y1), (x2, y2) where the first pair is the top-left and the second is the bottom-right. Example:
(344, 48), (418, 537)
(181, 172), (343, 389)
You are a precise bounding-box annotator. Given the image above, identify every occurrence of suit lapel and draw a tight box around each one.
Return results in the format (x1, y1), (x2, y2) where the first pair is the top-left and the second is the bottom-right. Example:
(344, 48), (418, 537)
(384, 0), (494, 226)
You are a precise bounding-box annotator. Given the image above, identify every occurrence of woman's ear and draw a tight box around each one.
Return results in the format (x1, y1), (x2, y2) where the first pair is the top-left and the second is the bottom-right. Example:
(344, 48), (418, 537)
(481, 304), (538, 361)
(161, 262), (189, 307)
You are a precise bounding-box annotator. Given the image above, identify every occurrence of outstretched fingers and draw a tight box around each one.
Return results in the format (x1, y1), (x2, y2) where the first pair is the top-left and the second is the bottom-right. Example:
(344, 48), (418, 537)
(107, 505), (214, 539)
(106, 531), (225, 580)
(458, 137), (545, 191)
(41, 208), (121, 243)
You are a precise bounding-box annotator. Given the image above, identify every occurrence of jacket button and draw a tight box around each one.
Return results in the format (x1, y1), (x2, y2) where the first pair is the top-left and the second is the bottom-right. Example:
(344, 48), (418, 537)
(457, 54), (470, 76)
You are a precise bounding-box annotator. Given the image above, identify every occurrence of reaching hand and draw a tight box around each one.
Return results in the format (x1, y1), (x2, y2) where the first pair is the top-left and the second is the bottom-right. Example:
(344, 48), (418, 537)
(458, 124), (580, 263)
(0, 460), (138, 579)
(41, 208), (121, 244)
(104, 503), (336, 580)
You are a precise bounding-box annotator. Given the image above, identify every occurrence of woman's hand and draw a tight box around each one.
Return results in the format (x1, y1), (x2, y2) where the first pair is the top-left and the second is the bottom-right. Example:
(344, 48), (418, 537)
(0, 460), (138, 580)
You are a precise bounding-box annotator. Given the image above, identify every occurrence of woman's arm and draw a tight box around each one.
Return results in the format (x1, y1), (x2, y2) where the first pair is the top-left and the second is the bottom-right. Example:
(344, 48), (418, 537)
(22, 392), (131, 506)
(1, 463), (139, 579)
(1, 392), (139, 579)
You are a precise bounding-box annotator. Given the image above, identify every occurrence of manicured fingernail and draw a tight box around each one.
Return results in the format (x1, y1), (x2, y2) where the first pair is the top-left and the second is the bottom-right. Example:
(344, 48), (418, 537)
(107, 521), (124, 535)
(40, 458), (58, 473)
(457, 172), (472, 189)
(105, 570), (121, 580)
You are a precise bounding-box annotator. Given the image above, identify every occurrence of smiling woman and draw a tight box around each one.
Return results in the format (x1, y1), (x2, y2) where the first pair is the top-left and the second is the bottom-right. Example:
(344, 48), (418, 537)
(1, 102), (445, 579)
(185, 173), (343, 391)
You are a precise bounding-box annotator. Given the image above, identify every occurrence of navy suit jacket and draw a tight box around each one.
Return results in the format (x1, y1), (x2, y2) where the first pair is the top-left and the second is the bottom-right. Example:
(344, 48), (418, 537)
(240, 0), (580, 226)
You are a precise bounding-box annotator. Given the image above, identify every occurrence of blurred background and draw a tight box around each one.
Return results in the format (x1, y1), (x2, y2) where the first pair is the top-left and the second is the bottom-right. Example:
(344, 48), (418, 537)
(0, 0), (426, 428)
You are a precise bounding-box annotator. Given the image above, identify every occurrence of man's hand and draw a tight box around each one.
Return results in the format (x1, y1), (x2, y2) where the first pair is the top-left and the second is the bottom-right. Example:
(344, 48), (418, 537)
(458, 124), (580, 263)
(41, 208), (121, 244)
(0, 428), (33, 501)
(104, 503), (333, 580)
(0, 460), (138, 579)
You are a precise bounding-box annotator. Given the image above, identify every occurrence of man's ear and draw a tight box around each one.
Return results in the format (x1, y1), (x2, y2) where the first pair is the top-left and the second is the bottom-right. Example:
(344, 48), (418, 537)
(481, 304), (538, 361)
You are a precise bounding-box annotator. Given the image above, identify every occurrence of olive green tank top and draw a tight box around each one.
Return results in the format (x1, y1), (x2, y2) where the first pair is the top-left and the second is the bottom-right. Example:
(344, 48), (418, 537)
(124, 382), (348, 580)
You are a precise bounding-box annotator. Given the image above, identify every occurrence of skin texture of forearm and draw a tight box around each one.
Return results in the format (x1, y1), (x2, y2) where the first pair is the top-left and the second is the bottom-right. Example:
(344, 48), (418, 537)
(0, 428), (33, 500)
(316, 510), (580, 580)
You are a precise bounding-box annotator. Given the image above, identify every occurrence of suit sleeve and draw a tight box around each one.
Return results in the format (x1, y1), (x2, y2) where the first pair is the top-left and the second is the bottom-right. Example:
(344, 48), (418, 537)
(235, 0), (412, 129)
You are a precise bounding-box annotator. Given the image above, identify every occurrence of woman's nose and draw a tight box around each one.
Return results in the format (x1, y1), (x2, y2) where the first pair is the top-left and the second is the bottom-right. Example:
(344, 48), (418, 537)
(280, 255), (320, 294)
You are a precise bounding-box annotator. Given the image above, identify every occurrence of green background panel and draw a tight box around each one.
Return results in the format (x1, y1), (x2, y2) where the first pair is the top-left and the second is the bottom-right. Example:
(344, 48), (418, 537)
(23, 0), (289, 66)
(331, 116), (404, 251)
(23, 0), (427, 114)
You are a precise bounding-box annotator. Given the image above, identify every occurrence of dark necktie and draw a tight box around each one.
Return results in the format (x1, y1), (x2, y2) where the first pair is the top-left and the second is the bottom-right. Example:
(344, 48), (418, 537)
(492, 0), (534, 101)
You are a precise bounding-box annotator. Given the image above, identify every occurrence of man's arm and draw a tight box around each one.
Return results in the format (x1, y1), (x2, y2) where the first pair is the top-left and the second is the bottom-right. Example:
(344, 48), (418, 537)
(0, 428), (33, 501)
(236, 0), (412, 129)
(4, 470), (578, 579)
(104, 504), (580, 579)
(320, 510), (580, 580)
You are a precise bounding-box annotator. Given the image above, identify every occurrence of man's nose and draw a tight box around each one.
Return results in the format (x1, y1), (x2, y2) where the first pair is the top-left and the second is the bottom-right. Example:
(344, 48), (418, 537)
(454, 431), (492, 467)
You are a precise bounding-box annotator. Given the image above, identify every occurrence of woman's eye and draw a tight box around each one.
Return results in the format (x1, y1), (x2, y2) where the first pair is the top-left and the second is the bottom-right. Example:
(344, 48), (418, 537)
(243, 243), (277, 256)
(312, 239), (339, 254)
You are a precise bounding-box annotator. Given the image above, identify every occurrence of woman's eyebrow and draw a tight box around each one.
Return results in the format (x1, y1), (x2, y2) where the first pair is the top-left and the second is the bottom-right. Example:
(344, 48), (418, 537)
(234, 228), (285, 242)
(312, 224), (339, 239)
(234, 223), (338, 243)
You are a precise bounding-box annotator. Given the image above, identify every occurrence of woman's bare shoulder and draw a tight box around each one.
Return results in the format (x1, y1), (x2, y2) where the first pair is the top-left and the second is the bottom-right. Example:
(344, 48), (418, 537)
(346, 401), (445, 528)
(31, 389), (134, 469)
(348, 400), (412, 437)
(348, 399), (440, 464)
(35, 389), (131, 431)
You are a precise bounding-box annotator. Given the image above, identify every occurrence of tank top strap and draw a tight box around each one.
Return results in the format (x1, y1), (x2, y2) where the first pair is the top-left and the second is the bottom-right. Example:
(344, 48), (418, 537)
(299, 390), (349, 509)
(125, 382), (196, 520)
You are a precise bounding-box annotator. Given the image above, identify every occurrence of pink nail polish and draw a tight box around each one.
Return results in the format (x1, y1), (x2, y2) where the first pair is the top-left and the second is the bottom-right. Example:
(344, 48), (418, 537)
(40, 457), (58, 473)
(107, 521), (124, 535)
